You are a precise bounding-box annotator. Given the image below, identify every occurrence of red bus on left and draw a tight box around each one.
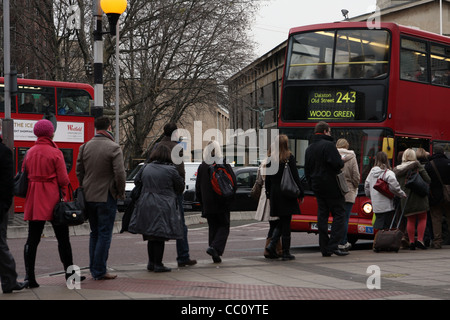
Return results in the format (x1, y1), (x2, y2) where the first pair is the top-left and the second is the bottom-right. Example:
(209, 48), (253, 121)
(0, 78), (95, 212)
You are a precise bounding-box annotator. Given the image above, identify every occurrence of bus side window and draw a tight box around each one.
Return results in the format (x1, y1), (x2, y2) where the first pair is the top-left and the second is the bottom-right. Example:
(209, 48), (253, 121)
(57, 88), (91, 116)
(430, 44), (450, 87)
(18, 93), (36, 113)
(400, 37), (429, 83)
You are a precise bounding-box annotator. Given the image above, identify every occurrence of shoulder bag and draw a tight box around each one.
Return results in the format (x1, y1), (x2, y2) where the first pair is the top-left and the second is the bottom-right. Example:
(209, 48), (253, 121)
(280, 160), (301, 198)
(373, 169), (395, 199)
(336, 171), (349, 195)
(53, 185), (86, 226)
(13, 154), (28, 198)
(251, 168), (263, 200)
(430, 161), (450, 204)
(405, 168), (429, 197)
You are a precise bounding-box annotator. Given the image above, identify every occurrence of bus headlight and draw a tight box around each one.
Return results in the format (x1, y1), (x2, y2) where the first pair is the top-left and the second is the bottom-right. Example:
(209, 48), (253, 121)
(362, 202), (373, 215)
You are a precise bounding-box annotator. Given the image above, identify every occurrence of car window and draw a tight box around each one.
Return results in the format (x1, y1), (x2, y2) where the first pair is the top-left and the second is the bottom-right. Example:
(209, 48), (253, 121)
(236, 171), (254, 188)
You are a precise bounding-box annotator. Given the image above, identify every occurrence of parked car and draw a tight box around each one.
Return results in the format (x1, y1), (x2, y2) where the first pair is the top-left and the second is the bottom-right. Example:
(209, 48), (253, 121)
(183, 166), (259, 212)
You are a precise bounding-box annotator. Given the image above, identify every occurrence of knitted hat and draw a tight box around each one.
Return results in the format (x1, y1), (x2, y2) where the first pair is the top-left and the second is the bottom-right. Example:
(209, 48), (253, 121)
(34, 119), (55, 138)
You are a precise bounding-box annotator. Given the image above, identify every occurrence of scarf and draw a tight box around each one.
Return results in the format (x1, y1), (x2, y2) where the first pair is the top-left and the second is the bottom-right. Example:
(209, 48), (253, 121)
(96, 130), (115, 141)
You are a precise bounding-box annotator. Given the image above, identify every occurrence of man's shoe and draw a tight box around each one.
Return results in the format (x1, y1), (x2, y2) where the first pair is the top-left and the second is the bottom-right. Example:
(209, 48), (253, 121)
(206, 247), (222, 263)
(154, 264), (171, 273)
(3, 281), (27, 294)
(333, 249), (349, 256)
(178, 259), (197, 267)
(95, 273), (117, 280)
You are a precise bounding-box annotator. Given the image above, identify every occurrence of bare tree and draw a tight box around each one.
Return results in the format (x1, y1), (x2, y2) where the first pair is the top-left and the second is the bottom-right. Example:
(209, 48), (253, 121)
(7, 0), (261, 165)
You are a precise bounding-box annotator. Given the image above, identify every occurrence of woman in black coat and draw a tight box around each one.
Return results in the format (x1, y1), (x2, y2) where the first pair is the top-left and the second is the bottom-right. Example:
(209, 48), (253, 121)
(128, 144), (185, 272)
(196, 141), (237, 263)
(265, 135), (304, 260)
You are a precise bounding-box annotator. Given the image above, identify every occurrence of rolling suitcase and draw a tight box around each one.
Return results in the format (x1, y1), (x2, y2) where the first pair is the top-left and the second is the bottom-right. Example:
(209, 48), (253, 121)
(373, 196), (408, 253)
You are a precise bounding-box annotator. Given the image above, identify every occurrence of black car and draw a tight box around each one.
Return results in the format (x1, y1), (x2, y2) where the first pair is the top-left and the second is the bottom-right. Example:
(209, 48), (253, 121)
(183, 166), (259, 211)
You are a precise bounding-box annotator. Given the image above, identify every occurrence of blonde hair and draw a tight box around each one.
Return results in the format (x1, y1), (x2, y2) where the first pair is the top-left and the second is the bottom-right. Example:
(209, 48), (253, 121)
(402, 148), (417, 162)
(277, 134), (292, 162)
(336, 138), (349, 149)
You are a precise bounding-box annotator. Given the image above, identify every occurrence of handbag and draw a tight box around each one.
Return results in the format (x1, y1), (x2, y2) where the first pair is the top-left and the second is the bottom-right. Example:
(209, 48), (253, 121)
(405, 169), (429, 197)
(250, 168), (263, 200)
(373, 169), (395, 199)
(13, 155), (28, 198)
(336, 171), (349, 195)
(280, 160), (300, 198)
(430, 161), (450, 204)
(53, 185), (86, 226)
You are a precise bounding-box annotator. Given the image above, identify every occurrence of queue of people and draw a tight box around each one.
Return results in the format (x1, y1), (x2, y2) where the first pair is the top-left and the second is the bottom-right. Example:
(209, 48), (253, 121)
(2, 119), (450, 294)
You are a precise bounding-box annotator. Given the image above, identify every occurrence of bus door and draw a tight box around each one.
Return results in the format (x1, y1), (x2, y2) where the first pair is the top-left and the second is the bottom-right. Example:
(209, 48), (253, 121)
(394, 134), (431, 164)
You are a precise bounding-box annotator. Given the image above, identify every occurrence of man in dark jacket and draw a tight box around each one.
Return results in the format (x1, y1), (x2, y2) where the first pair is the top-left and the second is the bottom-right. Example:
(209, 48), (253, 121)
(0, 135), (27, 293)
(425, 146), (450, 249)
(305, 122), (348, 257)
(159, 123), (196, 267)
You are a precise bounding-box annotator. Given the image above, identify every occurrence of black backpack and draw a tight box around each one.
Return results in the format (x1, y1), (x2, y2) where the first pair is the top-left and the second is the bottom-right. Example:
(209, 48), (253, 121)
(209, 162), (235, 200)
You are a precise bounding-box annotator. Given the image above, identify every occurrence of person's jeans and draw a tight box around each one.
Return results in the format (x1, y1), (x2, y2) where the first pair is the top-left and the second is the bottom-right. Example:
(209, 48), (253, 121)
(87, 193), (117, 279)
(176, 194), (191, 263)
(339, 202), (353, 245)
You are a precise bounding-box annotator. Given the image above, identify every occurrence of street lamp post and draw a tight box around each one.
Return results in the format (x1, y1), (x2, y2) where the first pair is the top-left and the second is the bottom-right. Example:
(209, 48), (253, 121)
(93, 0), (127, 143)
(100, 0), (127, 143)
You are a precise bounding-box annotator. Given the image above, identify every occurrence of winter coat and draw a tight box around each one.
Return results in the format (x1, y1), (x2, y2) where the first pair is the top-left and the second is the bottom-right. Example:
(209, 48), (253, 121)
(305, 134), (344, 199)
(338, 148), (360, 203)
(365, 166), (406, 214)
(254, 163), (275, 222)
(128, 161), (185, 240)
(265, 154), (304, 217)
(76, 133), (126, 202)
(195, 159), (237, 217)
(394, 160), (431, 216)
(425, 153), (450, 206)
(23, 137), (70, 221)
(0, 139), (14, 215)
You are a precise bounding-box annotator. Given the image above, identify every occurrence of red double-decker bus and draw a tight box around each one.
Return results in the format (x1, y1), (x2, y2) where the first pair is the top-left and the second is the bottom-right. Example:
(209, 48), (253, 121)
(279, 22), (450, 244)
(1, 78), (95, 212)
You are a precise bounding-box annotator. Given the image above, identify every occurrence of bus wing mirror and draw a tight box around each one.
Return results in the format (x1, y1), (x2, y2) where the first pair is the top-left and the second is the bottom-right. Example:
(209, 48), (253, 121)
(382, 137), (394, 159)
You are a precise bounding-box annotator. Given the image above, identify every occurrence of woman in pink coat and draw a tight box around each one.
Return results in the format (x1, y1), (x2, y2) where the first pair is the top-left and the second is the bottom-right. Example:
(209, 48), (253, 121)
(23, 119), (84, 288)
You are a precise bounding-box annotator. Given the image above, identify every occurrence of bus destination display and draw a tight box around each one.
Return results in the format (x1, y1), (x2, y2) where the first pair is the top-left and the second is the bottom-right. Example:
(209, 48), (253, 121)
(308, 89), (356, 120)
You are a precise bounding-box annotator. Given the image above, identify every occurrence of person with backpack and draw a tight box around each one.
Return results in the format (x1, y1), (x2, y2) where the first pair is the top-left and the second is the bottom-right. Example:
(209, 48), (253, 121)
(195, 140), (237, 263)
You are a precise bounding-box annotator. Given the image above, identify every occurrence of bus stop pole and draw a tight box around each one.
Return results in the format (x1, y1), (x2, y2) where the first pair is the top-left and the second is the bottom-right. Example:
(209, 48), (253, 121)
(3, 0), (15, 221)
(93, 0), (104, 118)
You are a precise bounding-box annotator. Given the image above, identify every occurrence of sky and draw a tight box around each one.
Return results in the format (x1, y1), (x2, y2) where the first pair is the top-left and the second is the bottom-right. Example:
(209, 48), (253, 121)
(252, 0), (377, 56)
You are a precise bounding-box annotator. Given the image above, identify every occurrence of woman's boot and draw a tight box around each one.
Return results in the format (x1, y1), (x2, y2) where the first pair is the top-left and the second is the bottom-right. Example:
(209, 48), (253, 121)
(264, 238), (272, 258)
(266, 228), (281, 259)
(281, 236), (295, 261)
(152, 241), (171, 273)
(24, 244), (39, 288)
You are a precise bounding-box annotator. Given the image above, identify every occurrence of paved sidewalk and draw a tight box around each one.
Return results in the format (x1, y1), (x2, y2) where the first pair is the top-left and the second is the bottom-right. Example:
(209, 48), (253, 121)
(3, 212), (450, 303)
(2, 243), (450, 301)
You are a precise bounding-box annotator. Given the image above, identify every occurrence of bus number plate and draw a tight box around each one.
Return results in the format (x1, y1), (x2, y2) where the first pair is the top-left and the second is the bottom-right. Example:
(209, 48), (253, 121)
(310, 223), (332, 231)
